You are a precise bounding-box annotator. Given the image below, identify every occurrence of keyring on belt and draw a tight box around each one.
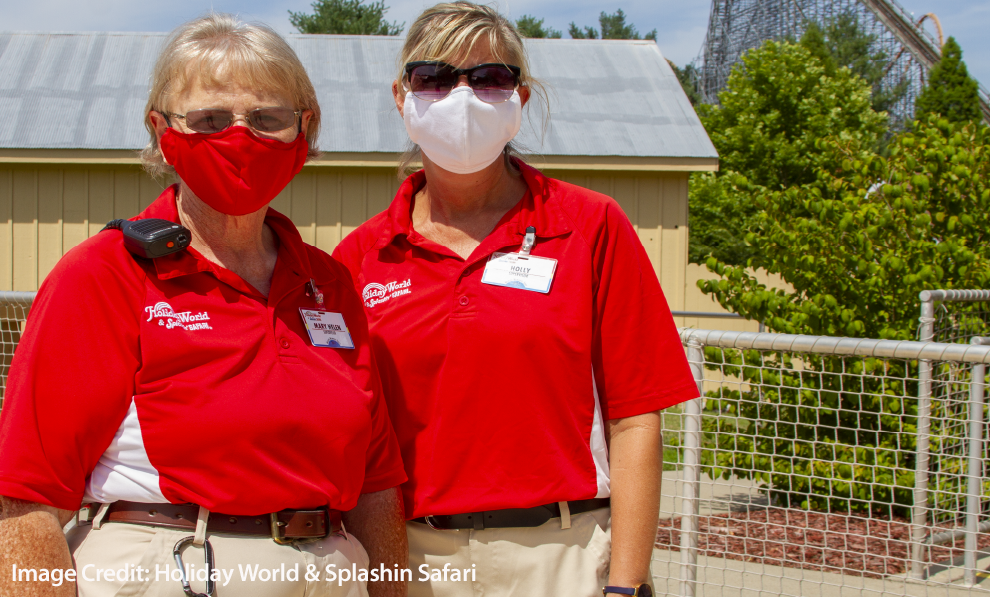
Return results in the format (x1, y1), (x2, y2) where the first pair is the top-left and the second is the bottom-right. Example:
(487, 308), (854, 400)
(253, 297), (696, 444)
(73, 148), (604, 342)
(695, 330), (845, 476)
(173, 536), (216, 597)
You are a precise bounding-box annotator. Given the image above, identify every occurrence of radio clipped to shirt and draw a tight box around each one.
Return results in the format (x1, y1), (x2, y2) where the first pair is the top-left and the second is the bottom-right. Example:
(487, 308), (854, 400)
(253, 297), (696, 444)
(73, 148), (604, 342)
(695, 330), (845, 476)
(481, 226), (557, 294)
(299, 279), (355, 349)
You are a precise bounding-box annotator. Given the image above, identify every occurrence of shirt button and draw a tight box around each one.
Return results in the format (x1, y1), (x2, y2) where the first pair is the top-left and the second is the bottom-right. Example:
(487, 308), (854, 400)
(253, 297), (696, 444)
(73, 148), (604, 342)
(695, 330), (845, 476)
(280, 338), (290, 349)
(458, 296), (470, 306)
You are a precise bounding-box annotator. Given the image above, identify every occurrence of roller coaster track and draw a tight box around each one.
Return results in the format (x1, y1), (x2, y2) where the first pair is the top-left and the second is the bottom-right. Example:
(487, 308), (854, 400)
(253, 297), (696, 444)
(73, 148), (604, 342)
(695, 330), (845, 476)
(700, 0), (990, 124)
(859, 0), (990, 121)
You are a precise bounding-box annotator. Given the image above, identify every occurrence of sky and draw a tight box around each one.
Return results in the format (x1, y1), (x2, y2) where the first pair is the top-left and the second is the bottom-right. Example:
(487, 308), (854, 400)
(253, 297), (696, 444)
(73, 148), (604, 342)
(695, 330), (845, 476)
(2, 0), (988, 89)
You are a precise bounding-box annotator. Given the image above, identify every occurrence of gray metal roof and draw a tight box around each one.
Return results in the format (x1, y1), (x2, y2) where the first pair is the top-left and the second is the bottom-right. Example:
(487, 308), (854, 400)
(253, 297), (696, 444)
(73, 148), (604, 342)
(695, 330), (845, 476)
(0, 32), (717, 159)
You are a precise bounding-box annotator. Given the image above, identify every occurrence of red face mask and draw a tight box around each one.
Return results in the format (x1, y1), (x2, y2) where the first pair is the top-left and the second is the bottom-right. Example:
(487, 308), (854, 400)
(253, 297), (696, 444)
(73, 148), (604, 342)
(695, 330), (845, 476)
(159, 126), (308, 216)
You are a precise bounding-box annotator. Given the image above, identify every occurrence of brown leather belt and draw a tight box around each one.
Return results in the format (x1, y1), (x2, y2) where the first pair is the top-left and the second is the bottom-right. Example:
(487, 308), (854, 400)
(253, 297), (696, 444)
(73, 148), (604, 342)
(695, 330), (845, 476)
(99, 501), (341, 542)
(412, 497), (610, 530)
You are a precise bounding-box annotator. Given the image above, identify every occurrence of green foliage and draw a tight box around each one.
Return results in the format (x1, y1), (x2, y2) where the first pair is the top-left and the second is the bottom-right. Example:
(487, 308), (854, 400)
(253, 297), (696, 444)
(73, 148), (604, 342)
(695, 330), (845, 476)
(702, 40), (887, 191)
(799, 12), (907, 114)
(915, 37), (983, 124)
(700, 349), (917, 515)
(568, 9), (656, 40)
(687, 173), (757, 265)
(700, 117), (990, 340)
(689, 39), (886, 266)
(289, 0), (404, 35)
(668, 60), (701, 106)
(515, 15), (561, 39)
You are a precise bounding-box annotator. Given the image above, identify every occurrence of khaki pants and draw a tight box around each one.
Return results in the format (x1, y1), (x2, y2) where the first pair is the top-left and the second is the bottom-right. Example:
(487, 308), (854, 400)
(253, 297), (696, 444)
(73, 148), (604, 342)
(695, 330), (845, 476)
(66, 521), (370, 597)
(408, 507), (620, 597)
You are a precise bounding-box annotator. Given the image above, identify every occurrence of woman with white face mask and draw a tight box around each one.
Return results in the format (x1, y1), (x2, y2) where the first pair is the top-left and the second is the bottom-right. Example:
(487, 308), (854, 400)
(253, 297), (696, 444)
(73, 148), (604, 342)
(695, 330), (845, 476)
(334, 3), (698, 596)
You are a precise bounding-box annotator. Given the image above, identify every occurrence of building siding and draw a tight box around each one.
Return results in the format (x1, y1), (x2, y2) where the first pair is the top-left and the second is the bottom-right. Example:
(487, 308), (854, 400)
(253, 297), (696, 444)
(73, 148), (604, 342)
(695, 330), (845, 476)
(0, 164), (690, 311)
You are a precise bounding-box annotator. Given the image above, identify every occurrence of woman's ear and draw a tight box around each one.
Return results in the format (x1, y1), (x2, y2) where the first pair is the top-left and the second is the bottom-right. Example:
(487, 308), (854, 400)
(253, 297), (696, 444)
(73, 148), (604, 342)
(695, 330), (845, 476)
(393, 81), (406, 117)
(149, 111), (170, 163)
(149, 110), (169, 142)
(518, 85), (531, 107)
(300, 109), (314, 136)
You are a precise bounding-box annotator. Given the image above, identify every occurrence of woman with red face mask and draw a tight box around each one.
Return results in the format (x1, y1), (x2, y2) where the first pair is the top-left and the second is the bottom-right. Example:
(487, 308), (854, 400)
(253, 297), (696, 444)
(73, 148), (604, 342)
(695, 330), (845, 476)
(0, 14), (407, 597)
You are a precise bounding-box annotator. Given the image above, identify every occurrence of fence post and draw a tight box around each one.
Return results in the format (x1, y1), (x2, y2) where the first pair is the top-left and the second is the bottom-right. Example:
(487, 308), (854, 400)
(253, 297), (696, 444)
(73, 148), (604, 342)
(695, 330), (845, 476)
(965, 337), (988, 586)
(680, 335), (705, 597)
(911, 291), (935, 579)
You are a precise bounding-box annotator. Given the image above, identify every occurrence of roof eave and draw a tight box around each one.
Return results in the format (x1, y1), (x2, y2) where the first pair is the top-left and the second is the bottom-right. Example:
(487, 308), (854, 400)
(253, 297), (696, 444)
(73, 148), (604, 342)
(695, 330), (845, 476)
(0, 149), (718, 172)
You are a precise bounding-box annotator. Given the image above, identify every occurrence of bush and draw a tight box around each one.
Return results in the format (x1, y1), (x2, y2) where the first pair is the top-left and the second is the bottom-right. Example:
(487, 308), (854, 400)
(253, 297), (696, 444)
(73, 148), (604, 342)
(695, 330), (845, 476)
(700, 348), (917, 515)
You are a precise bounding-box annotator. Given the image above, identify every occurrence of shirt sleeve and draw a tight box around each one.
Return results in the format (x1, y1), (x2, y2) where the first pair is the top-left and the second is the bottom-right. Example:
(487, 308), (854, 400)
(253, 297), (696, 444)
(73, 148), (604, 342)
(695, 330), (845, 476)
(591, 201), (699, 420)
(360, 364), (408, 494)
(324, 256), (407, 495)
(330, 233), (365, 294)
(0, 238), (143, 510)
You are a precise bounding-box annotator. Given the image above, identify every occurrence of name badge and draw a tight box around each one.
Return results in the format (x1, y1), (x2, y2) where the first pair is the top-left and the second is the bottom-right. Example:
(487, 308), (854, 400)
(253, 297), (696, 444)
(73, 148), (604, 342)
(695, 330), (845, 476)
(298, 309), (355, 349)
(481, 252), (557, 294)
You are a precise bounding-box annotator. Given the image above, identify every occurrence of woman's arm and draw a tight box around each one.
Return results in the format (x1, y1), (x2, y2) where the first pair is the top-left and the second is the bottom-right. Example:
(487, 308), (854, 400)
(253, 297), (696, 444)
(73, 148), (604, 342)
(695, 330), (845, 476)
(341, 487), (408, 597)
(606, 410), (663, 590)
(0, 496), (76, 596)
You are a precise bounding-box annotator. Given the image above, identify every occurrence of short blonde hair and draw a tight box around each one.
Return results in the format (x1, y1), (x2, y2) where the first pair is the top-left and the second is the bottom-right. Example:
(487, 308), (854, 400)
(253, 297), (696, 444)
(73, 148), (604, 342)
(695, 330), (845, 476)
(396, 2), (549, 178)
(141, 14), (321, 178)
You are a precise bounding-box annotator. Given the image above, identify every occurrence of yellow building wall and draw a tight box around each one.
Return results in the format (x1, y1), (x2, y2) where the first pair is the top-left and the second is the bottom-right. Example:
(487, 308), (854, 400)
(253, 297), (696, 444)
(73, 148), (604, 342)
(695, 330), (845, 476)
(0, 165), (690, 308)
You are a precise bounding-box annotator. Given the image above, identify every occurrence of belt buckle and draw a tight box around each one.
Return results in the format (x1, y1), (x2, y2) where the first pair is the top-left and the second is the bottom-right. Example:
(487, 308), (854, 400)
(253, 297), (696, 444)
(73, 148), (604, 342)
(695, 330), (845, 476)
(424, 515), (443, 530)
(270, 512), (294, 545)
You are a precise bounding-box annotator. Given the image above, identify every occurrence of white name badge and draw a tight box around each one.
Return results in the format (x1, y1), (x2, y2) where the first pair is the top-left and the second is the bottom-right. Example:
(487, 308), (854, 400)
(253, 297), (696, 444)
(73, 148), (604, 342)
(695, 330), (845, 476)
(481, 252), (557, 294)
(298, 309), (355, 349)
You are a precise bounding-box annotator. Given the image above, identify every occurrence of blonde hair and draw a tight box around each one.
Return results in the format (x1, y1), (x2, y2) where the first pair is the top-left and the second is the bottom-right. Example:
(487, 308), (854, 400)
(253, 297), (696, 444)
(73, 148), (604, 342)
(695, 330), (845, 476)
(396, 2), (549, 179)
(141, 14), (322, 179)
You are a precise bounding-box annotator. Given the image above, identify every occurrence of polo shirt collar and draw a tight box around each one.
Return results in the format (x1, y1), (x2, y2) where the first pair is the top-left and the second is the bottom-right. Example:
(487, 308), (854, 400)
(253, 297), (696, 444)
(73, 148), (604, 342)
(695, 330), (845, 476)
(143, 185), (334, 288)
(374, 160), (572, 251)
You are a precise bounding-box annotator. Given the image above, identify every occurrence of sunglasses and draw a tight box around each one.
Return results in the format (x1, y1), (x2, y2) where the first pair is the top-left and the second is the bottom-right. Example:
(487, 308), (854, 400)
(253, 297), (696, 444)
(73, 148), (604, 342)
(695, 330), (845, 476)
(165, 107), (301, 134)
(404, 61), (521, 103)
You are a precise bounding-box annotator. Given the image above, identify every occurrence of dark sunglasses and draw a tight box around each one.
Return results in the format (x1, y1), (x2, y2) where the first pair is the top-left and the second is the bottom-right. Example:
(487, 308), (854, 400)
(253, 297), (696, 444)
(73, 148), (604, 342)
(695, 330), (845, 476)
(165, 107), (301, 134)
(404, 61), (521, 103)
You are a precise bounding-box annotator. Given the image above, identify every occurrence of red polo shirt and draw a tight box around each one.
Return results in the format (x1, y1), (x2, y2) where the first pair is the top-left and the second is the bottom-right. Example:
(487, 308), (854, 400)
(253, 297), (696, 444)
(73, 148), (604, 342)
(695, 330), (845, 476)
(333, 162), (698, 519)
(0, 185), (406, 514)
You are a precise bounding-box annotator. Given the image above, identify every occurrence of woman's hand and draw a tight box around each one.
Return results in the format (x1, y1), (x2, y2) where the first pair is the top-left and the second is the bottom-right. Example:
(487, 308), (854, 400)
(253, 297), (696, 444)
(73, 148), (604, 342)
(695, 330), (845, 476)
(0, 496), (76, 596)
(607, 410), (664, 589)
(341, 487), (408, 597)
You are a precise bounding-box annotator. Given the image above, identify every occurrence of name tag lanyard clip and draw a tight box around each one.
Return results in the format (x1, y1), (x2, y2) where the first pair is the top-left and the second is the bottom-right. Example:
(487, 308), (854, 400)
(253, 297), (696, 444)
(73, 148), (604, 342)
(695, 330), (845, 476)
(519, 226), (536, 256)
(306, 278), (325, 310)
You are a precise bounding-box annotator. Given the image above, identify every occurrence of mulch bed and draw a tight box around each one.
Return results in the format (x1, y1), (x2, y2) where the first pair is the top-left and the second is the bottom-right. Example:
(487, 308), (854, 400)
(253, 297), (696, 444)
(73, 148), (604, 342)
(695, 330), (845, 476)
(656, 508), (990, 578)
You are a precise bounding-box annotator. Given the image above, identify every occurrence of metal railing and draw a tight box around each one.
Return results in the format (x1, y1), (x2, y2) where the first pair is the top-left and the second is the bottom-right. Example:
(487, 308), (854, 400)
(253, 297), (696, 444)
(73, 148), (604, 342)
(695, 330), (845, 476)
(913, 290), (990, 579)
(659, 328), (990, 597)
(0, 292), (34, 408)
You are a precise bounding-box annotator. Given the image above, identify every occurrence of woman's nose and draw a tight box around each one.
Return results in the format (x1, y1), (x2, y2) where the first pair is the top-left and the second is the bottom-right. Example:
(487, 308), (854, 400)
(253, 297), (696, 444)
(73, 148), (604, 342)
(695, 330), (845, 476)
(454, 74), (471, 89)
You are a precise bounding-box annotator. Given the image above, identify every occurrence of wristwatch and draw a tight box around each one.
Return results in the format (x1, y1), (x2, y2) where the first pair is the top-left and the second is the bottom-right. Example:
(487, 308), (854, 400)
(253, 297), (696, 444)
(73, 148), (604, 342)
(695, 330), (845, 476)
(603, 584), (653, 597)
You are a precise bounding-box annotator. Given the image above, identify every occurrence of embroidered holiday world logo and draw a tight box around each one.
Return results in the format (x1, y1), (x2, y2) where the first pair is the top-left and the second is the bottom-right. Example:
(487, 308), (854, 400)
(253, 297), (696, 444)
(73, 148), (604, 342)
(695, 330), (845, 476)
(362, 279), (412, 308)
(145, 301), (212, 331)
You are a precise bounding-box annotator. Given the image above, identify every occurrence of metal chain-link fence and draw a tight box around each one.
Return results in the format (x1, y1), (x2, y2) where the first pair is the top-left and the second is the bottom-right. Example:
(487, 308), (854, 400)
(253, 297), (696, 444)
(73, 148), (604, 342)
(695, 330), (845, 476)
(657, 329), (990, 597)
(0, 292), (34, 409)
(913, 291), (990, 579)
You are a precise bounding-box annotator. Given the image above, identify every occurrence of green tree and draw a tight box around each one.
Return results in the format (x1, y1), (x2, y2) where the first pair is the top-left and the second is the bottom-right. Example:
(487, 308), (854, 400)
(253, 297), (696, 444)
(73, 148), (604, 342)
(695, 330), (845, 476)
(701, 41), (886, 191)
(289, 0), (404, 35)
(697, 118), (990, 513)
(515, 15), (561, 39)
(915, 37), (982, 124)
(689, 40), (886, 266)
(701, 117), (990, 339)
(799, 13), (907, 114)
(687, 173), (756, 264)
(667, 60), (701, 106)
(568, 9), (656, 40)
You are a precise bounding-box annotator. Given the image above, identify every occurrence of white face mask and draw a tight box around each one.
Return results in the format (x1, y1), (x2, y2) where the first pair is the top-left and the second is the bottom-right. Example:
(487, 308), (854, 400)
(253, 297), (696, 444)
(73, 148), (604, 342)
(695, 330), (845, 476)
(403, 87), (522, 175)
